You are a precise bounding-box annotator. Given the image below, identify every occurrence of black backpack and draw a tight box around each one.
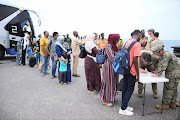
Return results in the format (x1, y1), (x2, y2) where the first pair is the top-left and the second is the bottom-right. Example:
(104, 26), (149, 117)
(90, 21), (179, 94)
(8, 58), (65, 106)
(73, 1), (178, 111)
(29, 56), (36, 67)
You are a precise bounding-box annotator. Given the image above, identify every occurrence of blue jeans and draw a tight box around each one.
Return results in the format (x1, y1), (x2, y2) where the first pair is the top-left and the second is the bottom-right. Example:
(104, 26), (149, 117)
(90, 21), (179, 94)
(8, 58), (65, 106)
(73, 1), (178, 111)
(51, 58), (57, 76)
(36, 53), (40, 65)
(40, 55), (50, 73)
(121, 73), (136, 110)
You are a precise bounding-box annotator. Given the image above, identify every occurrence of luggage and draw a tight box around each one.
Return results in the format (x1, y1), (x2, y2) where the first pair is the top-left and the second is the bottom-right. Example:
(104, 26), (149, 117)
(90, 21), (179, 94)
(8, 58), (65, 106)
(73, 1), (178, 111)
(29, 56), (36, 67)
(112, 41), (137, 75)
(96, 48), (107, 64)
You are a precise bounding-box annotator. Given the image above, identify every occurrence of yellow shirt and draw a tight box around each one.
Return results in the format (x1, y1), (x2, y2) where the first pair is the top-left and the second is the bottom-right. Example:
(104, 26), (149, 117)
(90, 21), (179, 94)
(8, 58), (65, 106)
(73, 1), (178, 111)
(40, 37), (48, 55)
(99, 39), (108, 49)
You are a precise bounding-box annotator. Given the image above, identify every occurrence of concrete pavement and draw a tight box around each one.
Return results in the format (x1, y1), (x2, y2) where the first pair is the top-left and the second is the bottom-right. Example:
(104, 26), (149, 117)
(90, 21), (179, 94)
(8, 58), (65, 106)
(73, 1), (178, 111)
(0, 55), (179, 120)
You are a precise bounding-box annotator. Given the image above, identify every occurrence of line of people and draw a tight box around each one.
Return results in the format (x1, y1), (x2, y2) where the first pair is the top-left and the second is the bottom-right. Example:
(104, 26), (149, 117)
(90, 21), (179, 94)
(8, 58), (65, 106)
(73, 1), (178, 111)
(16, 29), (180, 116)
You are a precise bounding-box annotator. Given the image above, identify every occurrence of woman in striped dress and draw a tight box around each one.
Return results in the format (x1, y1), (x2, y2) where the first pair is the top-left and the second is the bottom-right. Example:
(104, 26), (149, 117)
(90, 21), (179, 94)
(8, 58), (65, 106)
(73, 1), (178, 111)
(100, 34), (120, 106)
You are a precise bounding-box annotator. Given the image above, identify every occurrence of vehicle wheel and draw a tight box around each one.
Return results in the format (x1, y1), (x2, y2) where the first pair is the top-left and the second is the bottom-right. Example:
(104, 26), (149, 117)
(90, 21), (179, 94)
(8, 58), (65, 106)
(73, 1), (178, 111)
(0, 46), (5, 60)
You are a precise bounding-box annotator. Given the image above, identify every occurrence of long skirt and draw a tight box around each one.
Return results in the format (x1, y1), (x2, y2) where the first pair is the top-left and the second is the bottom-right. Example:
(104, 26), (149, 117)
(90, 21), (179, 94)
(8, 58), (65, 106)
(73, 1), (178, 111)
(100, 58), (119, 102)
(85, 56), (101, 91)
(16, 51), (22, 65)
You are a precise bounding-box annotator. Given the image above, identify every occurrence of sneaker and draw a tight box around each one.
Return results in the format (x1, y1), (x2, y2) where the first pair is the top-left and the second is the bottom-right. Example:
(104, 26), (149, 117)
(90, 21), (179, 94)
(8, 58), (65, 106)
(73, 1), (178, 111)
(72, 74), (80, 77)
(64, 83), (67, 85)
(126, 106), (134, 112)
(41, 73), (45, 77)
(45, 72), (50, 74)
(59, 82), (63, 85)
(119, 108), (134, 116)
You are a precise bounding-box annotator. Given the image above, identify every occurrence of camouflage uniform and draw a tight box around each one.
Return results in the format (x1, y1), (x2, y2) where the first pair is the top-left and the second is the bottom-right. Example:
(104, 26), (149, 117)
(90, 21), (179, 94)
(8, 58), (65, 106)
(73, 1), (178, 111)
(154, 50), (180, 104)
(138, 53), (158, 94)
(151, 38), (164, 49)
(16, 39), (23, 65)
(146, 36), (154, 51)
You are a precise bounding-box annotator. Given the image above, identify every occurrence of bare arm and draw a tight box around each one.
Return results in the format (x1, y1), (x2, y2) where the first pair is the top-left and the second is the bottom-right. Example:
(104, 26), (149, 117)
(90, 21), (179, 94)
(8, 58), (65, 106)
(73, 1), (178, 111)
(134, 56), (139, 82)
(41, 45), (46, 57)
(46, 44), (53, 58)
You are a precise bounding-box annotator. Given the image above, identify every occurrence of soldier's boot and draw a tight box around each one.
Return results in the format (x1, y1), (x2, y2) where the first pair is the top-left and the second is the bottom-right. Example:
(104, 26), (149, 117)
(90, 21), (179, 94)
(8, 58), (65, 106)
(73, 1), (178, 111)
(176, 102), (180, 107)
(153, 92), (158, 99)
(156, 104), (169, 110)
(138, 92), (143, 98)
(169, 103), (176, 109)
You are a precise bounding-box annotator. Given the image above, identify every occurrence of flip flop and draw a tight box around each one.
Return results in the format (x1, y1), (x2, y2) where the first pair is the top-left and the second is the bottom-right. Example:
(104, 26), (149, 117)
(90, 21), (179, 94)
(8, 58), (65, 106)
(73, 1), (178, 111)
(103, 103), (113, 107)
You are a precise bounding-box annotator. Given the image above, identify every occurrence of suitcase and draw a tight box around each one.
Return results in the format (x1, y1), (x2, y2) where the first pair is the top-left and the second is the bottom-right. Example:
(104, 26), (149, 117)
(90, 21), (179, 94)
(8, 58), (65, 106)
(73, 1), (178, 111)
(29, 56), (36, 67)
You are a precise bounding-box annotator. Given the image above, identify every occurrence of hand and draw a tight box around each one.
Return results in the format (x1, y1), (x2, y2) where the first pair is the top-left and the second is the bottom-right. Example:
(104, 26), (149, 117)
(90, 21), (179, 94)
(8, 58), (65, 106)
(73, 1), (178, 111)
(50, 54), (54, 59)
(152, 71), (157, 74)
(151, 75), (159, 77)
(139, 68), (148, 74)
(43, 54), (46, 58)
(67, 51), (71, 55)
(136, 75), (139, 82)
(17, 49), (19, 52)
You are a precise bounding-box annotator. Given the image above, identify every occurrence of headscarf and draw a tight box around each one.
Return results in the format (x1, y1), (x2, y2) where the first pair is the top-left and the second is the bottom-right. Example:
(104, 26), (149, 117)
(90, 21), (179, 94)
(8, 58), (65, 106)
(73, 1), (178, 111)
(56, 36), (67, 52)
(108, 34), (120, 52)
(85, 34), (96, 53)
(23, 34), (30, 50)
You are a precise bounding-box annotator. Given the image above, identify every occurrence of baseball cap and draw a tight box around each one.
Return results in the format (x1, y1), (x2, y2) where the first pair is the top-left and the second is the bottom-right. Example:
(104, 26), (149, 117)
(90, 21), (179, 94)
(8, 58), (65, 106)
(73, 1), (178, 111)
(147, 28), (155, 32)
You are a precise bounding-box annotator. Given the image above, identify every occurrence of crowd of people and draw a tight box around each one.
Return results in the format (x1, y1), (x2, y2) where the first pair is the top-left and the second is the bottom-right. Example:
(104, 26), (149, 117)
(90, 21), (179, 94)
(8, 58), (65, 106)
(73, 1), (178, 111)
(15, 29), (180, 116)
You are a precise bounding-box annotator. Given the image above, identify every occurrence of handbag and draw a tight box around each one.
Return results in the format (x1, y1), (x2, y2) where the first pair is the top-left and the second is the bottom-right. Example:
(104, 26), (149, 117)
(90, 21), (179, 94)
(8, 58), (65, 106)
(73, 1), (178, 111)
(79, 48), (87, 58)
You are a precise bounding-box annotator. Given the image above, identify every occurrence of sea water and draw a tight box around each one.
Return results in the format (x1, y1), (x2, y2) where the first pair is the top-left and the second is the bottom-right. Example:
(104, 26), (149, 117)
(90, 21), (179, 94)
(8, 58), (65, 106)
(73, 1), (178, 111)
(122, 39), (180, 53)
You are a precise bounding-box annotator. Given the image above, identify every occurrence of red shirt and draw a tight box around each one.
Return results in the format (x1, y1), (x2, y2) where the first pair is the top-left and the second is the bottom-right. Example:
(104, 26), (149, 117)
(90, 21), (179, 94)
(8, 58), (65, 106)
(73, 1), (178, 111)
(125, 39), (141, 76)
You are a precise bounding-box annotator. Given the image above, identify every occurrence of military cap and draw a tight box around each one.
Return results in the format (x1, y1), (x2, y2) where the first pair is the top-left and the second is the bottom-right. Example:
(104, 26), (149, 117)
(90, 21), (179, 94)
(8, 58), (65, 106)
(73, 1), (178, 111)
(151, 45), (163, 54)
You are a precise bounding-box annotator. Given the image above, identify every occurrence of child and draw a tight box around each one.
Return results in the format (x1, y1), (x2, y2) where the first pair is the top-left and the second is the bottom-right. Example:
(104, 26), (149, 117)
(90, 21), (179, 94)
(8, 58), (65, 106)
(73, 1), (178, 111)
(59, 57), (68, 85)
(35, 42), (40, 66)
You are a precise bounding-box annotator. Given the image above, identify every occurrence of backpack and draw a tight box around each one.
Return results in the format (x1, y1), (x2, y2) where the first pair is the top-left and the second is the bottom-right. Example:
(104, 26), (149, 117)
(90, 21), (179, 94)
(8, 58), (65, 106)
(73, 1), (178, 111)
(96, 48), (107, 64)
(29, 56), (36, 67)
(112, 41), (137, 75)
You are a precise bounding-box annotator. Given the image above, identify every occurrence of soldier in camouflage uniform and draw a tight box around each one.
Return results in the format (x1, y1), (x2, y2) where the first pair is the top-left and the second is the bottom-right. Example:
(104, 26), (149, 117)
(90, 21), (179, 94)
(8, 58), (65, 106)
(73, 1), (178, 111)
(151, 45), (180, 110)
(138, 52), (159, 98)
(16, 39), (24, 65)
(151, 32), (164, 49)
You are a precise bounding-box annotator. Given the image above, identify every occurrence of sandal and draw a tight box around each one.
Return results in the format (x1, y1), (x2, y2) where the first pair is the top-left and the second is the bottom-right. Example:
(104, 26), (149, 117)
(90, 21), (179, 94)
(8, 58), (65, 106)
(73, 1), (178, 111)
(103, 103), (113, 107)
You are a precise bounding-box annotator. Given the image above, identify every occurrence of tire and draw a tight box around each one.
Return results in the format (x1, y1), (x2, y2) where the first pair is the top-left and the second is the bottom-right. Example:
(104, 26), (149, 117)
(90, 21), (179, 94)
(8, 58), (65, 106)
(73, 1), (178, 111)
(0, 46), (5, 60)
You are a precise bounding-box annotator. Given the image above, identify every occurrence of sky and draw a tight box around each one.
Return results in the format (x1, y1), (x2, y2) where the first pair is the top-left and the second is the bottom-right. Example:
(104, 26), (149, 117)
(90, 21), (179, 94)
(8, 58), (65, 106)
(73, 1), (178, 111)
(1, 0), (180, 40)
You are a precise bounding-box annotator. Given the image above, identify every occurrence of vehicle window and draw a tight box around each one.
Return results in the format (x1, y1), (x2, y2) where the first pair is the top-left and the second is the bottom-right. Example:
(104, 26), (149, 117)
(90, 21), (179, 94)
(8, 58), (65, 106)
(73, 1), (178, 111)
(0, 4), (18, 21)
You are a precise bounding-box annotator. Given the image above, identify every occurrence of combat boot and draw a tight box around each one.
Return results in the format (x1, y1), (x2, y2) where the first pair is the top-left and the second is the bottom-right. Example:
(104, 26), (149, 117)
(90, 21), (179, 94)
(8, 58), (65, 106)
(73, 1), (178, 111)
(153, 93), (158, 99)
(138, 92), (143, 98)
(169, 103), (176, 109)
(156, 104), (169, 110)
(176, 102), (180, 107)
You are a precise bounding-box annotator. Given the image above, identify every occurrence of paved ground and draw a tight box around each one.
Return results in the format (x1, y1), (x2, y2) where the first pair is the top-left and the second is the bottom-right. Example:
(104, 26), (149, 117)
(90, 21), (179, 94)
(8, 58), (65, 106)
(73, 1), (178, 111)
(0, 55), (179, 120)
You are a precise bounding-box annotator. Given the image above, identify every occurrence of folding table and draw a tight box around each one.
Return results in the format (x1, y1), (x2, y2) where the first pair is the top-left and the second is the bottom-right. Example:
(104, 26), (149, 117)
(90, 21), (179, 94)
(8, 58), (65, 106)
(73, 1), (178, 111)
(139, 72), (169, 116)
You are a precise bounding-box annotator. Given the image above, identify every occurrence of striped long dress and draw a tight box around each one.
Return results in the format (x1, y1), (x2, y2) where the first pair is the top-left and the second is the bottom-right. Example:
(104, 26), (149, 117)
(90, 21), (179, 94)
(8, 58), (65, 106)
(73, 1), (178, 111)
(100, 44), (119, 102)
